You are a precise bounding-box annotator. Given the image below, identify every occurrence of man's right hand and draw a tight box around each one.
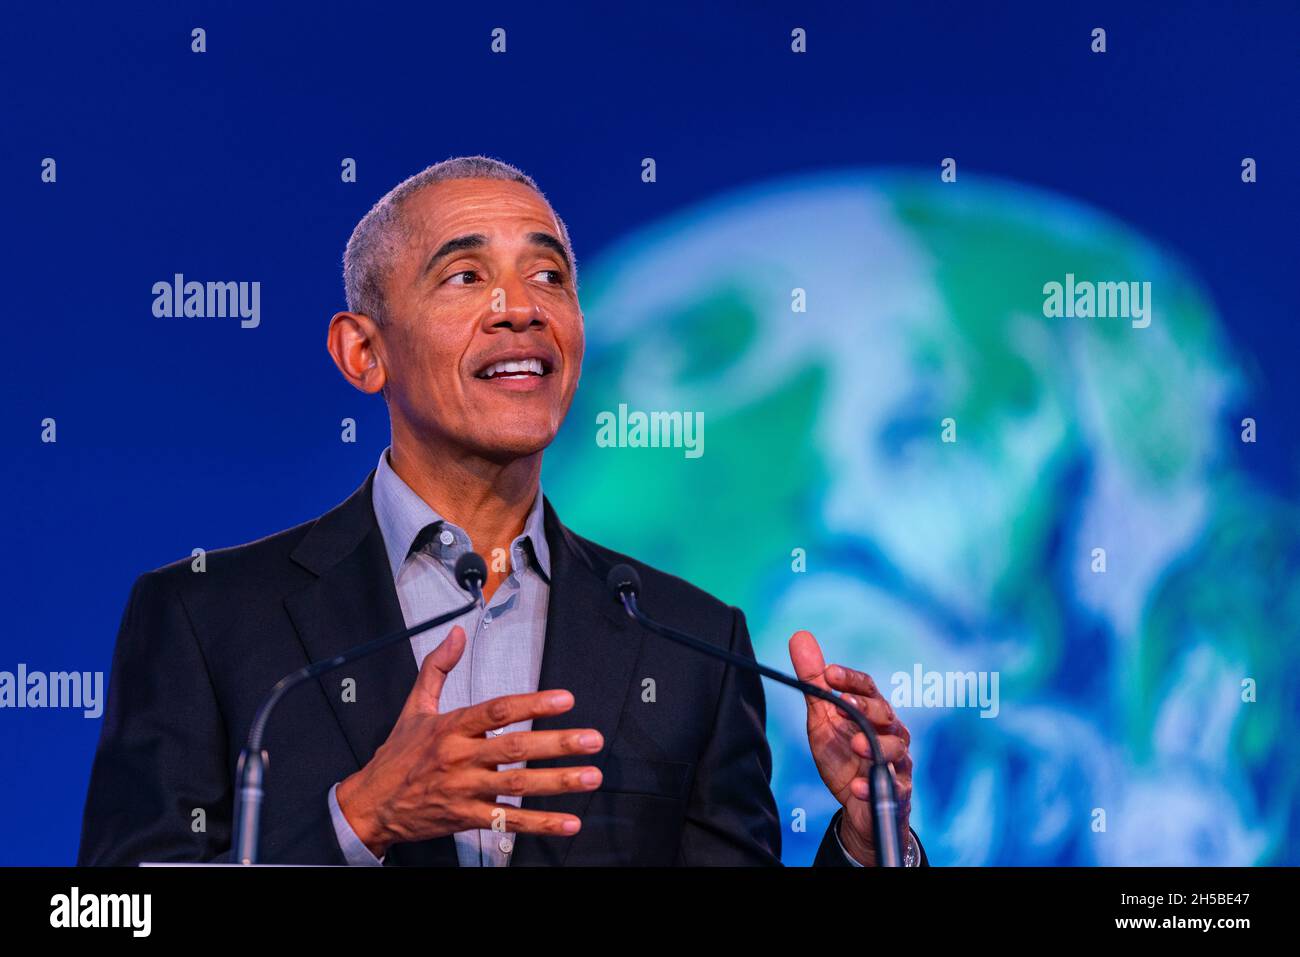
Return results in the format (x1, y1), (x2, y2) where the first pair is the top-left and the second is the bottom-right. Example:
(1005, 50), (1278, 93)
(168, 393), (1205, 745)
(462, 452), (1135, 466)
(334, 625), (603, 859)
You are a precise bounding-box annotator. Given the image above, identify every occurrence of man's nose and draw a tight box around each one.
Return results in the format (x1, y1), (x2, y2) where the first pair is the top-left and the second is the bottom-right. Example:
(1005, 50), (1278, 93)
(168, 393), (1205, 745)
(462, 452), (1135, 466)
(484, 275), (547, 332)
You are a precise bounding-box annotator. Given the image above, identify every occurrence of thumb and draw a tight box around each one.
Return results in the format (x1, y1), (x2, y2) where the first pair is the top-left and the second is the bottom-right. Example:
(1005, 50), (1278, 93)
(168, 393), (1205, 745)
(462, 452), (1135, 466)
(788, 629), (830, 690)
(788, 629), (833, 723)
(403, 625), (466, 716)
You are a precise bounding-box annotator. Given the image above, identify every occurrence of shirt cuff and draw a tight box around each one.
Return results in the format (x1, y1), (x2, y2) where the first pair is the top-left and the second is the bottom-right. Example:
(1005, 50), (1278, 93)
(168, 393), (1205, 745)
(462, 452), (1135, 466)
(328, 781), (385, 866)
(834, 812), (920, 867)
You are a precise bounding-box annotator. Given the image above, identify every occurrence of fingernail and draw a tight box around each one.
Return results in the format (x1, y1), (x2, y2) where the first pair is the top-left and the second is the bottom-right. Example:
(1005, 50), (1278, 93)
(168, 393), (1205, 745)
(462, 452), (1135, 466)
(580, 770), (601, 786)
(579, 732), (600, 748)
(562, 819), (580, 833)
(828, 665), (843, 679)
(549, 692), (572, 708)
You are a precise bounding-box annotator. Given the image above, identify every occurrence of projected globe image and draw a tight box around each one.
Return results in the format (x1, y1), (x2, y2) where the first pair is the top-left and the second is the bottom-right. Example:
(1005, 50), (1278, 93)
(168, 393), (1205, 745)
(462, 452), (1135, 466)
(542, 170), (1300, 865)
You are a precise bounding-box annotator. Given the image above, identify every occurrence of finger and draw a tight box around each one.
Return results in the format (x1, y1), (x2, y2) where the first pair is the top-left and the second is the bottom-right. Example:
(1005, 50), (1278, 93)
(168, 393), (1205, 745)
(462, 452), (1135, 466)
(788, 630), (830, 691)
(457, 688), (575, 735)
(476, 765), (603, 799)
(835, 696), (910, 755)
(471, 804), (583, 837)
(826, 664), (883, 700)
(477, 728), (604, 765)
(834, 692), (895, 730)
(404, 626), (467, 716)
(838, 695), (910, 749)
(850, 770), (912, 805)
(848, 731), (910, 766)
(789, 630), (840, 727)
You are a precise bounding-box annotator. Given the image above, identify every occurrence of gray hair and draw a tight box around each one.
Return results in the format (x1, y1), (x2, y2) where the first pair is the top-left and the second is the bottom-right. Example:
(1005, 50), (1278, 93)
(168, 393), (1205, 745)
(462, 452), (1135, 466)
(342, 155), (577, 326)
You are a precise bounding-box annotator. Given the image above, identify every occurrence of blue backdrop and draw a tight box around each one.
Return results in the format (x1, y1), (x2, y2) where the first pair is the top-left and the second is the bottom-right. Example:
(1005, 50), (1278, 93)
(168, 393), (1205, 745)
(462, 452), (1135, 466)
(2, 1), (1297, 865)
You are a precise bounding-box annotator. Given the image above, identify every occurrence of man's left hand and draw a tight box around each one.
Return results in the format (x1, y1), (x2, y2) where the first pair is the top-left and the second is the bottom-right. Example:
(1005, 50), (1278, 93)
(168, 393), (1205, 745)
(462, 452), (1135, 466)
(789, 629), (913, 866)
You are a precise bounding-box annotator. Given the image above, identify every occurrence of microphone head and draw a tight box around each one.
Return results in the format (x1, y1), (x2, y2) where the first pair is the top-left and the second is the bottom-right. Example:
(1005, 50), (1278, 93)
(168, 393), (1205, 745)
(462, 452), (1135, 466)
(606, 563), (641, 602)
(454, 551), (488, 594)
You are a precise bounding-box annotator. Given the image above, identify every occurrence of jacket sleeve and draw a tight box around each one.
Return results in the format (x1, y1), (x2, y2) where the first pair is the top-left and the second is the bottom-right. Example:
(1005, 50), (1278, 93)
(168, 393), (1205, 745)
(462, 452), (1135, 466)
(675, 607), (784, 865)
(813, 808), (931, 866)
(77, 571), (346, 866)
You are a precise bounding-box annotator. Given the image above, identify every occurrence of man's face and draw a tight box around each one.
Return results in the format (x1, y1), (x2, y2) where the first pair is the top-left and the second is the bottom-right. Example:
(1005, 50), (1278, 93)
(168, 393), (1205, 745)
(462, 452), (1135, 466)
(376, 178), (584, 462)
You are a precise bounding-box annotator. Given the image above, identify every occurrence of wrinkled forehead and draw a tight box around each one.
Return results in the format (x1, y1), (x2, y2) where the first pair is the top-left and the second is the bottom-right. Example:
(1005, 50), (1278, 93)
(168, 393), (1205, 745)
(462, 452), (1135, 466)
(396, 178), (561, 254)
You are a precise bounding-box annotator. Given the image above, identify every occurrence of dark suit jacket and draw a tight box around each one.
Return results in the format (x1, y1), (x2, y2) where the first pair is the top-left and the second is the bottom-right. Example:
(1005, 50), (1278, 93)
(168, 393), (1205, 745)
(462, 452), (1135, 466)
(78, 471), (925, 866)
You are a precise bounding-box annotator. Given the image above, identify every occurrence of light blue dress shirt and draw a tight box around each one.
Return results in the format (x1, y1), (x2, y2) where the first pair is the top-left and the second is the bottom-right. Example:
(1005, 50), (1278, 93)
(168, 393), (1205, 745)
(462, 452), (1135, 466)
(327, 447), (551, 866)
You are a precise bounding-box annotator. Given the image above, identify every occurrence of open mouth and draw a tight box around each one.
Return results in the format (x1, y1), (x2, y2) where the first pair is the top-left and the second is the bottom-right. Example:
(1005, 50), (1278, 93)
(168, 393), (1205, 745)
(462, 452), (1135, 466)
(473, 356), (554, 381)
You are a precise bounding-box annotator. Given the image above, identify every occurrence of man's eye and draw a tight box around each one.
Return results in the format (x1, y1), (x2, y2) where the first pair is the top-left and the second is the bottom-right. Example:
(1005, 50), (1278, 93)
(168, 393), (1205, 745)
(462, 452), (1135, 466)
(445, 270), (480, 285)
(537, 269), (565, 284)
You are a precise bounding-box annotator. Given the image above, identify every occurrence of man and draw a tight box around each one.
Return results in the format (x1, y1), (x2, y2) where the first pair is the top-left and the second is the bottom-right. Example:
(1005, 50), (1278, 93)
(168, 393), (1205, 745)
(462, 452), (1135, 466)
(79, 156), (922, 867)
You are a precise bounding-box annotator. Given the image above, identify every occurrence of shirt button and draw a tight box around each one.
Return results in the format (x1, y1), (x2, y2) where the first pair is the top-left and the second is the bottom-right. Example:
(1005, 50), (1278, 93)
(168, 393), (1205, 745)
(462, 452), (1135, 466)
(439, 529), (455, 546)
(499, 836), (514, 854)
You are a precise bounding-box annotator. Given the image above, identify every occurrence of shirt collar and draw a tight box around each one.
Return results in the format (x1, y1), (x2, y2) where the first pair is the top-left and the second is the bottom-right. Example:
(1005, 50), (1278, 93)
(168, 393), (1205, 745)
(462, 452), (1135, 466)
(371, 447), (550, 582)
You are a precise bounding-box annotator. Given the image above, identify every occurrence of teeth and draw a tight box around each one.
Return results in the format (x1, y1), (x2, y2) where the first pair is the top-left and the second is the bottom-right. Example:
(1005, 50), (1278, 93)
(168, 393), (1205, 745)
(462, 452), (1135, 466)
(481, 358), (545, 378)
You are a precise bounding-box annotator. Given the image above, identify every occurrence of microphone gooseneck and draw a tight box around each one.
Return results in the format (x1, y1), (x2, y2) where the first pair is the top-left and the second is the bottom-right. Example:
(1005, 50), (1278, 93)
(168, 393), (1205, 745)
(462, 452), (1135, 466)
(605, 563), (903, 867)
(232, 550), (487, 865)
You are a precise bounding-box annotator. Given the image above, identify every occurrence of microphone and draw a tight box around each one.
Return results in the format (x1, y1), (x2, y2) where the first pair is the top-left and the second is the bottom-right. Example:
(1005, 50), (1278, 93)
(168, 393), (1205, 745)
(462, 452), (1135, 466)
(231, 550), (488, 865)
(605, 563), (903, 867)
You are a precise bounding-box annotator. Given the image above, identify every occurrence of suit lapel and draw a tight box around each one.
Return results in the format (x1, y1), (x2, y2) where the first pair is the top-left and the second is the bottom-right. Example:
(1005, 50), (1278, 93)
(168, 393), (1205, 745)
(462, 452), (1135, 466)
(282, 471), (458, 866)
(280, 477), (637, 867)
(511, 500), (645, 866)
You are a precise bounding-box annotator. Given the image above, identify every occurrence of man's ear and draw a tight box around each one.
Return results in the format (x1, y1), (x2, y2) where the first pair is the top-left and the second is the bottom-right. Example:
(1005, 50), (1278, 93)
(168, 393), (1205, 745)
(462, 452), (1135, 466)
(327, 311), (387, 395)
